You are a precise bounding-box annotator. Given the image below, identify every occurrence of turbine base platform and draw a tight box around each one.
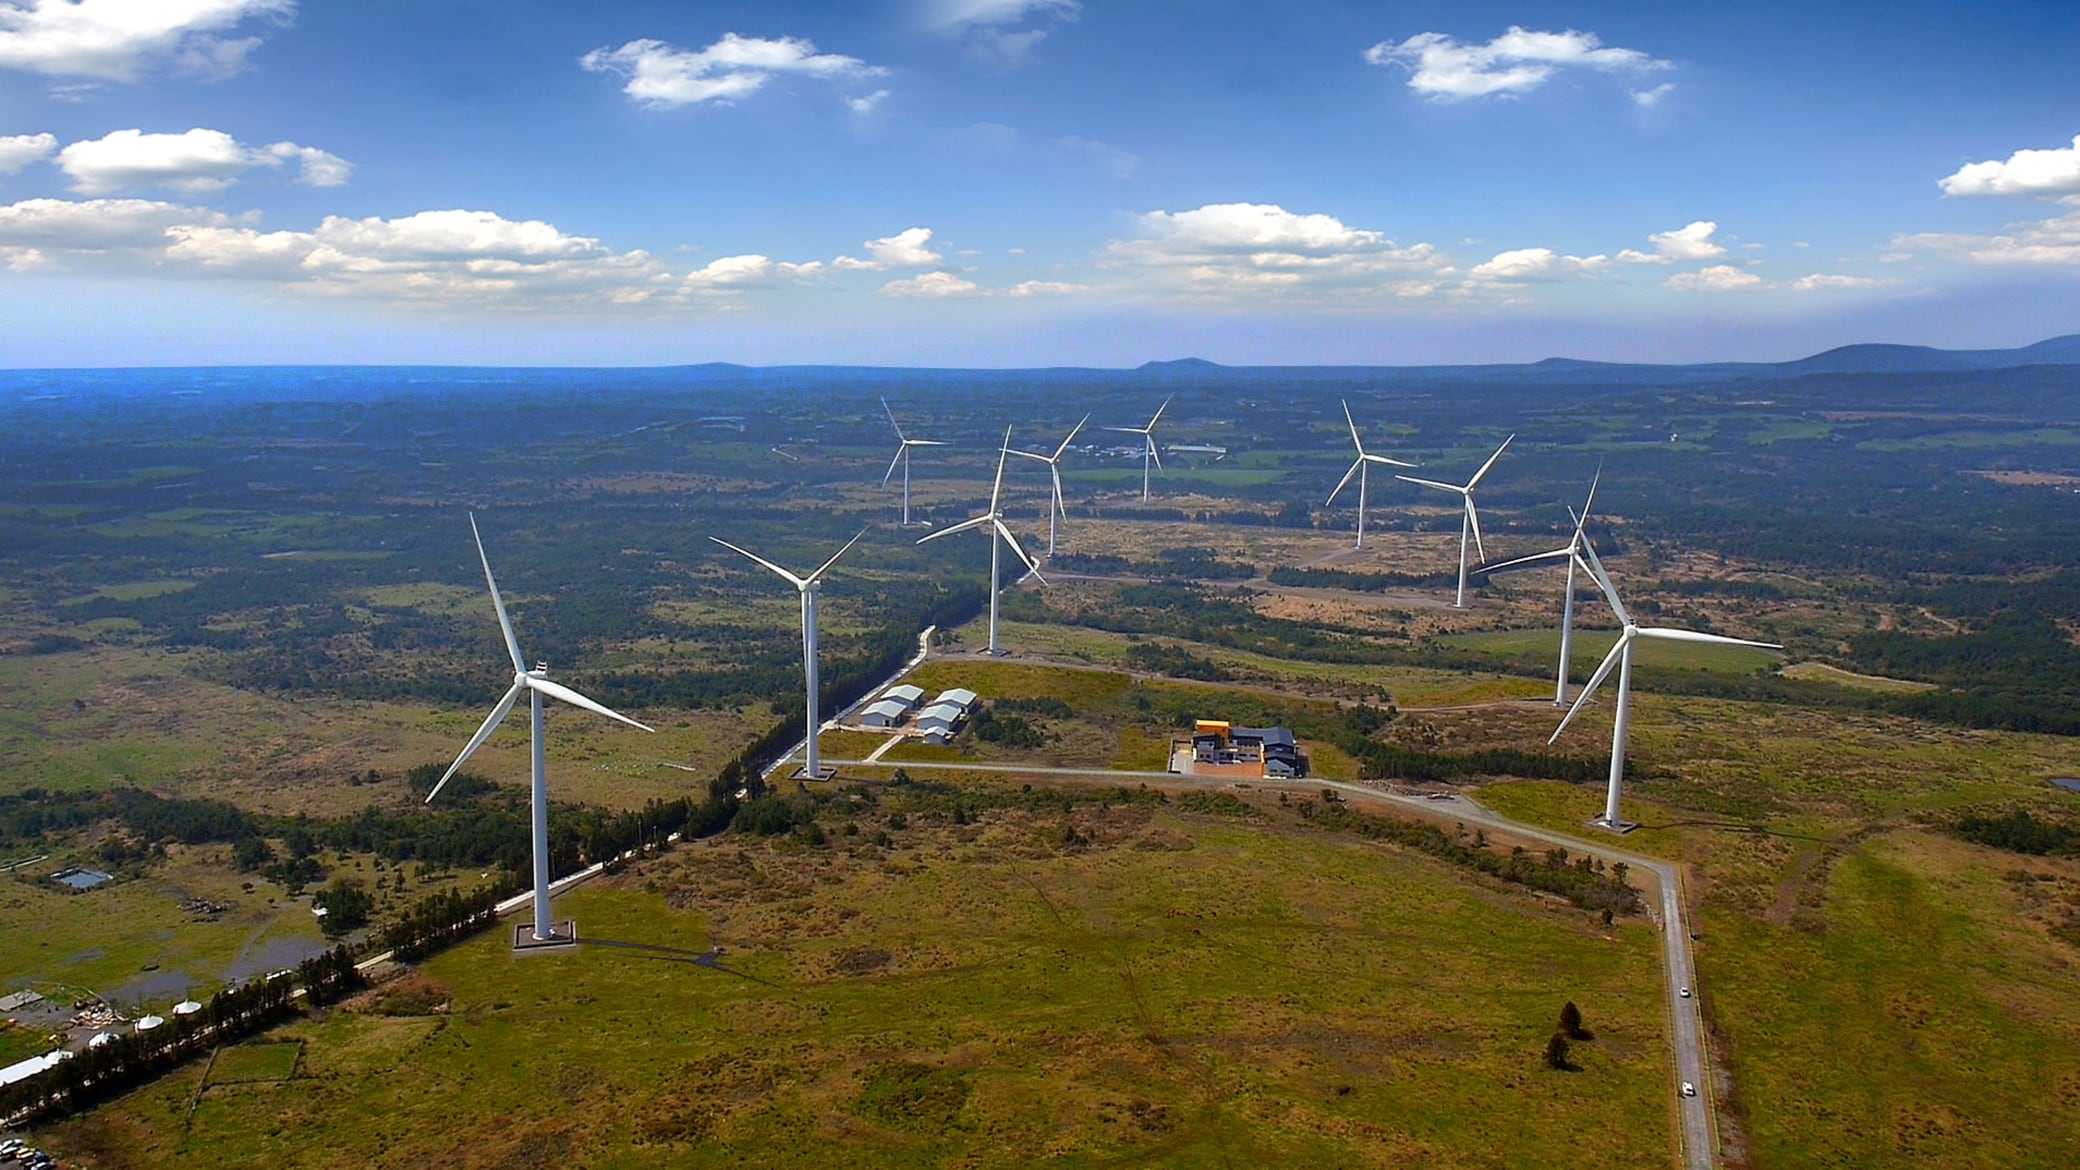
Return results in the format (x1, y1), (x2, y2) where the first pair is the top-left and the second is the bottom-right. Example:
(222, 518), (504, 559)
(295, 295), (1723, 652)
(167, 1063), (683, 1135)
(512, 920), (579, 953)
(792, 763), (839, 782)
(1588, 816), (1640, 835)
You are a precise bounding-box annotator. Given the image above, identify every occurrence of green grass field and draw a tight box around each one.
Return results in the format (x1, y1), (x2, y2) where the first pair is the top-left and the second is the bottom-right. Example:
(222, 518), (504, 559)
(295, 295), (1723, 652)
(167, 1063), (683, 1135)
(1439, 627), (1782, 677)
(48, 801), (1672, 1169)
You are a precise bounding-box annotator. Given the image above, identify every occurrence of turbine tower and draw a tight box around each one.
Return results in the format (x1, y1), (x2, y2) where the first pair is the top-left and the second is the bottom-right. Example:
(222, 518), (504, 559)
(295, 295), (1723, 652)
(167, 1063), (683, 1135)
(919, 427), (1045, 655)
(709, 530), (864, 782)
(1552, 541), (1781, 830)
(1104, 397), (1171, 502)
(428, 515), (654, 948)
(1005, 414), (1088, 556)
(1478, 466), (1603, 705)
(1396, 434), (1514, 609)
(881, 398), (945, 527)
(1325, 400), (1416, 550)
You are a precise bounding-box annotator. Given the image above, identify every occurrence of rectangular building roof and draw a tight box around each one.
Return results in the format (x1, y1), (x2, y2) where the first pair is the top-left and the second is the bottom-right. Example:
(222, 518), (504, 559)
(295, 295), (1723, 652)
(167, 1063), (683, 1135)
(934, 687), (980, 708)
(863, 699), (910, 720)
(883, 684), (927, 704)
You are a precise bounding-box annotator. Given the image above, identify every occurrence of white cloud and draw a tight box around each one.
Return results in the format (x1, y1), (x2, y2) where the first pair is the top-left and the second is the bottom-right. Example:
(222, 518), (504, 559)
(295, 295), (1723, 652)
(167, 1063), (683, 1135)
(880, 270), (982, 297)
(1892, 208), (2080, 266)
(1365, 26), (1671, 102)
(681, 253), (823, 291)
(0, 195), (224, 248)
(846, 88), (890, 114)
(1665, 264), (1764, 291)
(928, 0), (1078, 66)
(833, 226), (941, 270)
(0, 131), (56, 174)
(1788, 273), (1884, 291)
(580, 33), (885, 108)
(56, 128), (351, 194)
(1468, 246), (1607, 282)
(1938, 134), (2080, 199)
(1617, 220), (1726, 264)
(930, 0), (1078, 24)
(0, 0), (293, 82)
(1630, 82), (1675, 108)
(1103, 202), (1450, 300)
(1006, 279), (1090, 296)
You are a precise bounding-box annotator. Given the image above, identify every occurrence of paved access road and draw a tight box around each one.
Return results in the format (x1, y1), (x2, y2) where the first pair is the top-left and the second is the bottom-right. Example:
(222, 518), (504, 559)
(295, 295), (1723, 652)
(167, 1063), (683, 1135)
(826, 756), (1717, 1170)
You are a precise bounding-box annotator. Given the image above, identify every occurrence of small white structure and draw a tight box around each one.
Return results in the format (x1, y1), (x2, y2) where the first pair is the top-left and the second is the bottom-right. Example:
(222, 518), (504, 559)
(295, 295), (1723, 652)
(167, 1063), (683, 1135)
(0, 1048), (71, 1088)
(87, 1031), (116, 1048)
(860, 699), (910, 728)
(882, 684), (926, 708)
(173, 1000), (203, 1017)
(932, 688), (980, 711)
(915, 701), (968, 738)
(134, 1014), (165, 1034)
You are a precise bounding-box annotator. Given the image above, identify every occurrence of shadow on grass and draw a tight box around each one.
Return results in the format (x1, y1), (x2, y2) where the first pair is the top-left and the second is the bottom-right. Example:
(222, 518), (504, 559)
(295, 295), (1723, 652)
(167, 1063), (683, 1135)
(578, 937), (779, 986)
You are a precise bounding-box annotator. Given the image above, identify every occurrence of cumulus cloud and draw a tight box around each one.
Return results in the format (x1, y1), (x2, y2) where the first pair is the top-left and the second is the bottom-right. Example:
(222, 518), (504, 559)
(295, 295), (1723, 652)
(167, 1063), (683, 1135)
(928, 0), (1078, 66)
(1618, 220), (1726, 264)
(1788, 273), (1884, 291)
(833, 226), (942, 270)
(0, 0), (293, 82)
(880, 270), (982, 297)
(1104, 202), (1449, 300)
(1892, 208), (2080, 266)
(1006, 279), (1090, 297)
(1468, 246), (1607, 282)
(56, 128), (351, 195)
(846, 89), (890, 114)
(1664, 264), (1764, 291)
(1938, 134), (2080, 199)
(0, 195), (225, 248)
(1365, 26), (1671, 102)
(681, 252), (824, 291)
(580, 33), (885, 108)
(0, 131), (56, 174)
(1630, 83), (1676, 108)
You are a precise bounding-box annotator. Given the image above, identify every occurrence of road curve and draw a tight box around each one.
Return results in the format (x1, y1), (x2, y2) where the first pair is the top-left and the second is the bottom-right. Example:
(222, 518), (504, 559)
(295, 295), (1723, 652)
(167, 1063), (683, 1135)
(824, 755), (1716, 1170)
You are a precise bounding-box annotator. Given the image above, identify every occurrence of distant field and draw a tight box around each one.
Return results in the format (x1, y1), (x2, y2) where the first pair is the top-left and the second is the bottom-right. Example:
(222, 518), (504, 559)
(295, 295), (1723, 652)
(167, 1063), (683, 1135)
(1439, 627), (1782, 677)
(1780, 661), (1935, 693)
(50, 802), (1672, 1169)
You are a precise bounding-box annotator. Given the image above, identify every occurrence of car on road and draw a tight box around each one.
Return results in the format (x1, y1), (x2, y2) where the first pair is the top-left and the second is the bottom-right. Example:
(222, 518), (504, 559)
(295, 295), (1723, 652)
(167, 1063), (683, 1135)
(1681, 1081), (1697, 1098)
(1680, 986), (1692, 998)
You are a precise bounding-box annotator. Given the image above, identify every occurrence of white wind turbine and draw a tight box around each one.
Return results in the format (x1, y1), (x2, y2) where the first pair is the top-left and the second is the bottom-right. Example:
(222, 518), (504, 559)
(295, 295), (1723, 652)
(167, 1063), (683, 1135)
(1104, 396), (1171, 502)
(1325, 400), (1416, 550)
(709, 530), (865, 782)
(1005, 414), (1088, 556)
(427, 515), (654, 947)
(1396, 434), (1514, 609)
(881, 398), (945, 527)
(1552, 540), (1781, 830)
(919, 427), (1045, 655)
(1479, 466), (1603, 706)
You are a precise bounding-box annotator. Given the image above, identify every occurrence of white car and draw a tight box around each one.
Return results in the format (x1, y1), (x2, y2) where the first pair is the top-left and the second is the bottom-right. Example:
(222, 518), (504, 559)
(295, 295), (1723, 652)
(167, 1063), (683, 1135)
(1681, 1081), (1698, 1098)
(1680, 986), (1692, 998)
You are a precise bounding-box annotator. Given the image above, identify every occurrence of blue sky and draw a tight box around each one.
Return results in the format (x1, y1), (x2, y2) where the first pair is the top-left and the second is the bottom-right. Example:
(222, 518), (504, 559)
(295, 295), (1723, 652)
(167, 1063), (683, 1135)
(1, 0), (2077, 366)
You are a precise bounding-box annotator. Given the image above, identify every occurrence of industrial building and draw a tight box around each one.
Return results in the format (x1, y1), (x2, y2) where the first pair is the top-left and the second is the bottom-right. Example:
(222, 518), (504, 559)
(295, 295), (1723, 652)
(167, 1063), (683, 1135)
(1177, 720), (1306, 779)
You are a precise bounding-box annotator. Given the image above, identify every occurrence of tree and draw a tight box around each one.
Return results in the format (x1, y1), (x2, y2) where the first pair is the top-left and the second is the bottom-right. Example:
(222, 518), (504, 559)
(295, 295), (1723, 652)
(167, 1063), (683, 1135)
(1544, 1032), (1573, 1071)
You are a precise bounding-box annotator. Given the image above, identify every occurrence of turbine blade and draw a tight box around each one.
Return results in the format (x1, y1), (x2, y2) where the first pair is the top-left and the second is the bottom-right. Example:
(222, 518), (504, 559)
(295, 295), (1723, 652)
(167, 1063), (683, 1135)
(1363, 453), (1417, 468)
(1343, 400), (1365, 455)
(1465, 496), (1487, 563)
(1052, 465), (1067, 519)
(882, 445), (905, 487)
(807, 529), (867, 583)
(529, 676), (655, 733)
(1579, 462), (1603, 532)
(1005, 449), (1053, 463)
(1638, 627), (1783, 651)
(1476, 546), (1573, 575)
(1549, 637), (1630, 745)
(1395, 474), (1465, 494)
(907, 439), (946, 447)
(882, 397), (905, 441)
(1054, 414), (1088, 459)
(918, 514), (992, 543)
(994, 518), (1041, 574)
(469, 513), (527, 676)
(709, 536), (807, 590)
(1101, 426), (1143, 434)
(1148, 435), (1164, 471)
(1577, 543), (1630, 626)
(1465, 433), (1514, 490)
(427, 680), (524, 804)
(1147, 396), (1171, 429)
(1327, 458), (1362, 506)
(990, 425), (1012, 513)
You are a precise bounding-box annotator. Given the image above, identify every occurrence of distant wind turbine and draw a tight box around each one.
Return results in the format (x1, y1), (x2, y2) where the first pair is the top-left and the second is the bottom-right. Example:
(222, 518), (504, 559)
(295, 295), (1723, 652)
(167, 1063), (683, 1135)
(1479, 466), (1603, 705)
(1104, 397), (1171, 502)
(919, 427), (1045, 655)
(1552, 540), (1781, 830)
(1325, 400), (1416, 550)
(1005, 414), (1088, 556)
(881, 398), (945, 527)
(428, 515), (653, 947)
(709, 530), (864, 781)
(1396, 434), (1513, 609)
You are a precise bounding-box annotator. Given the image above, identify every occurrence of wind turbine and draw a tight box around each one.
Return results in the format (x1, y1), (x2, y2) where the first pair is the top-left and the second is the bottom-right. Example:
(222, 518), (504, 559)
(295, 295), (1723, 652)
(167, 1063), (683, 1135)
(919, 427), (1045, 655)
(1551, 540), (1781, 830)
(1104, 396), (1171, 502)
(427, 515), (654, 947)
(881, 398), (945, 527)
(1005, 414), (1088, 556)
(1478, 466), (1603, 705)
(1325, 400), (1416, 550)
(709, 530), (865, 781)
(1395, 435), (1514, 609)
